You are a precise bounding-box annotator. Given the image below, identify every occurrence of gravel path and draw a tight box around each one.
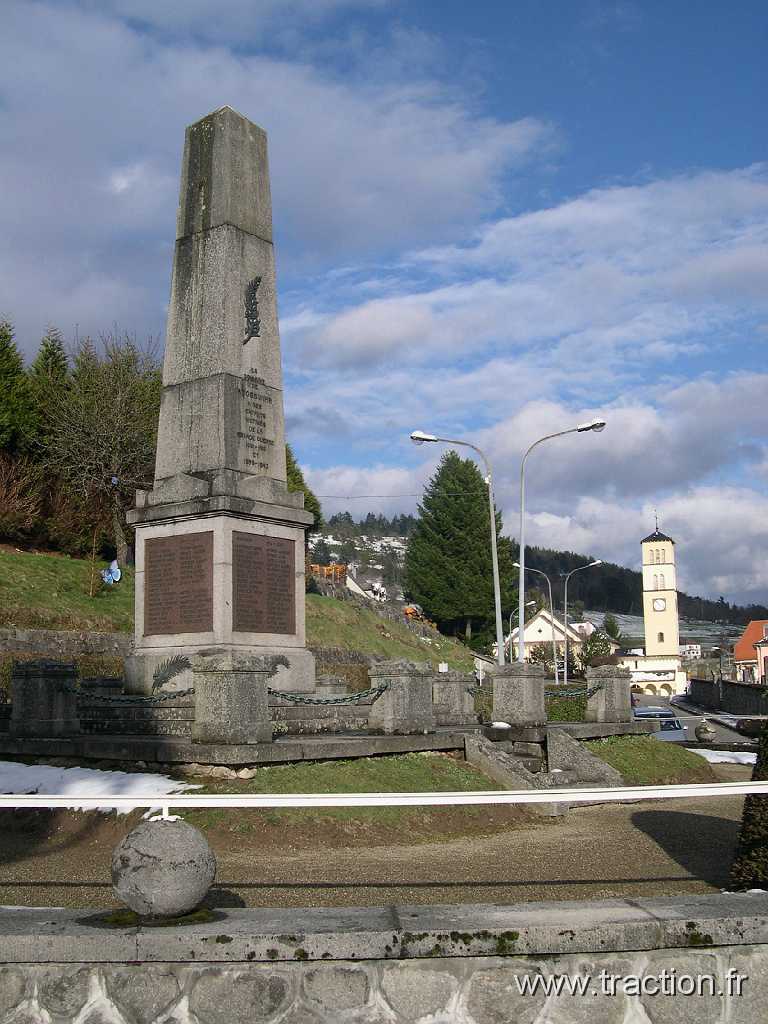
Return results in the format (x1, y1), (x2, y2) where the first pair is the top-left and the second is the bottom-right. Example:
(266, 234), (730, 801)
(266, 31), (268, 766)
(0, 792), (745, 910)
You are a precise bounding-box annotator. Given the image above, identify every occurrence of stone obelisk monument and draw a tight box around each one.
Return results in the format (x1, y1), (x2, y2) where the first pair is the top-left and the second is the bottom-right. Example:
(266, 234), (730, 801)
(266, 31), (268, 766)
(126, 106), (315, 694)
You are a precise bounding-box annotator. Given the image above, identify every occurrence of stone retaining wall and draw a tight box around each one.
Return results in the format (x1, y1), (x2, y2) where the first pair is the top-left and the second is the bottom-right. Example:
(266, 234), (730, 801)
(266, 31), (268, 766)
(0, 628), (131, 659)
(690, 677), (768, 716)
(0, 894), (766, 1023)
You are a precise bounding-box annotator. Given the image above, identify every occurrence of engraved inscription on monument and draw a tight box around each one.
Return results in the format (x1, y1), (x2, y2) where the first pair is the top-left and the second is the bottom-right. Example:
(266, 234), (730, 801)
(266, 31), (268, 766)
(232, 532), (295, 635)
(237, 369), (279, 476)
(144, 532), (214, 636)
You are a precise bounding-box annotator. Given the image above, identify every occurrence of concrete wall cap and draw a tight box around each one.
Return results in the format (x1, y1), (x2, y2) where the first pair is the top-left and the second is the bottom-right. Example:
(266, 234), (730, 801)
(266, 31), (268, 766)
(11, 659), (77, 676)
(190, 652), (270, 674)
(586, 665), (632, 678)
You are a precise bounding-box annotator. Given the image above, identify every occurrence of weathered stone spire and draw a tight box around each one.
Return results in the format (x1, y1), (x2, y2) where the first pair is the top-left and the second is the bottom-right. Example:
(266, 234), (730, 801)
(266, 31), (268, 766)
(147, 105), (290, 507)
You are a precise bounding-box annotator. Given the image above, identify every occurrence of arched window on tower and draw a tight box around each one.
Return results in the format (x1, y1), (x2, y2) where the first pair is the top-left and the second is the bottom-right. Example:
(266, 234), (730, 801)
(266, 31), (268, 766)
(659, 573), (665, 589)
(658, 632), (664, 643)
(655, 550), (662, 564)
(653, 574), (658, 589)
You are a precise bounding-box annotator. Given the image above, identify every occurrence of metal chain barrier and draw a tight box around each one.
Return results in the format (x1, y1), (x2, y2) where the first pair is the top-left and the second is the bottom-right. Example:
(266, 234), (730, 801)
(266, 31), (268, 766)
(544, 683), (604, 699)
(58, 681), (196, 705)
(267, 684), (389, 706)
(467, 682), (605, 699)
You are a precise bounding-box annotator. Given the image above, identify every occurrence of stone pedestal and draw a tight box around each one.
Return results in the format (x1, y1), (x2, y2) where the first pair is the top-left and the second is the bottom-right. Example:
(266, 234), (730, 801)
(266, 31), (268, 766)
(10, 660), (80, 738)
(491, 662), (547, 735)
(585, 666), (632, 723)
(125, 514), (315, 694)
(431, 671), (478, 727)
(367, 661), (435, 735)
(191, 652), (272, 745)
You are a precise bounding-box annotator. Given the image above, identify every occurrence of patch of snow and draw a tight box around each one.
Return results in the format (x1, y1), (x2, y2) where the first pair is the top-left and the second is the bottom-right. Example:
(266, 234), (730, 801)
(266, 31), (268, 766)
(0, 761), (201, 814)
(686, 748), (757, 765)
(490, 722), (511, 729)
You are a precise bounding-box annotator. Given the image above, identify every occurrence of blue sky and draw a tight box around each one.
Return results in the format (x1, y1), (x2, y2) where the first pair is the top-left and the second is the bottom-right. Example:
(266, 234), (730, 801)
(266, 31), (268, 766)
(1, 1), (767, 602)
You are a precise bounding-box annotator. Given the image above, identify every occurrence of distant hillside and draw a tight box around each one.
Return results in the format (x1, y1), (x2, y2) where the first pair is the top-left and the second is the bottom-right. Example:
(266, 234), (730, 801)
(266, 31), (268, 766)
(525, 544), (768, 625)
(311, 515), (768, 627)
(0, 548), (474, 671)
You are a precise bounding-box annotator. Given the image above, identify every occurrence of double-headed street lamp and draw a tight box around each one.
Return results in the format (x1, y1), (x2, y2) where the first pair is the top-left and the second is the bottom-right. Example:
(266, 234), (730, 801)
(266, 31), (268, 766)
(517, 419), (606, 664)
(562, 559), (602, 688)
(513, 563), (559, 684)
(410, 431), (505, 665)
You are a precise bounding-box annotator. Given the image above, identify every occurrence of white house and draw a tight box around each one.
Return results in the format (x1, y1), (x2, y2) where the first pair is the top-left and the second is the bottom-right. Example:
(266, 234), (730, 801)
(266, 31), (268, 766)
(506, 608), (618, 661)
(679, 643), (702, 660)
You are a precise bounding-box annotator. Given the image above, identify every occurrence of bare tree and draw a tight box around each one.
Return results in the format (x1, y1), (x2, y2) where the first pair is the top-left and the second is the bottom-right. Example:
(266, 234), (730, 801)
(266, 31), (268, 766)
(39, 334), (161, 563)
(0, 452), (41, 539)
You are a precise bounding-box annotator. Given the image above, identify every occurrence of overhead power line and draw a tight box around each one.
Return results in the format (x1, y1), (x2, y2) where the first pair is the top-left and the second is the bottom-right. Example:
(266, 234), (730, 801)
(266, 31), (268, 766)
(315, 491), (484, 499)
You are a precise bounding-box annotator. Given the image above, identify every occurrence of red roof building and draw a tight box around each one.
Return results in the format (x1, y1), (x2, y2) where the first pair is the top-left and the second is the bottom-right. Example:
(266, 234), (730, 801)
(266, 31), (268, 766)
(734, 620), (768, 683)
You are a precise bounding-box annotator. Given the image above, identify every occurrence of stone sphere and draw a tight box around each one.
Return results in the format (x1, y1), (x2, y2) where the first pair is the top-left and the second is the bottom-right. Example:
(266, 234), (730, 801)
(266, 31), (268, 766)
(111, 819), (216, 918)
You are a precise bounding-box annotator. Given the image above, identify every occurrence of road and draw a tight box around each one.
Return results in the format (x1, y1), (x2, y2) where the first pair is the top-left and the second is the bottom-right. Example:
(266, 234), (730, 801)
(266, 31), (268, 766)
(635, 693), (755, 746)
(0, 785), (750, 910)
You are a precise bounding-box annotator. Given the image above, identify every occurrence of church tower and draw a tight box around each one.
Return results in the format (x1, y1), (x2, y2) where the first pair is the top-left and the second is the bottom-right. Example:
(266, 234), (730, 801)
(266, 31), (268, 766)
(641, 526), (680, 657)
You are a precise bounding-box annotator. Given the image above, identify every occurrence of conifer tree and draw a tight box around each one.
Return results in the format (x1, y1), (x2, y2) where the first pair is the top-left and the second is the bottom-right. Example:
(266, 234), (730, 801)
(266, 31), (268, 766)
(29, 326), (69, 444)
(285, 443), (323, 534)
(404, 451), (516, 643)
(0, 319), (34, 452)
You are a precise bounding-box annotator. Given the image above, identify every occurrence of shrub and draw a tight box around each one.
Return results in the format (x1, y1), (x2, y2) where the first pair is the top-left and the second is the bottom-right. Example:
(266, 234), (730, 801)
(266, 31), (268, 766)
(730, 723), (768, 889)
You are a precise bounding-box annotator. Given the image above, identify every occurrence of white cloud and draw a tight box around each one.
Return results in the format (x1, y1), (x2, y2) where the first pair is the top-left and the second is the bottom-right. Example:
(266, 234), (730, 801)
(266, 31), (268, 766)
(305, 463), (428, 518)
(0, 1), (554, 353)
(76, 0), (389, 44)
(522, 488), (768, 604)
(290, 165), (768, 370)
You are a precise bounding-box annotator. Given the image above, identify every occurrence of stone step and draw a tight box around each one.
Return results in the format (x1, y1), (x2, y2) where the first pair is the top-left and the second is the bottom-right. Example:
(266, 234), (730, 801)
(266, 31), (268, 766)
(542, 769), (579, 787)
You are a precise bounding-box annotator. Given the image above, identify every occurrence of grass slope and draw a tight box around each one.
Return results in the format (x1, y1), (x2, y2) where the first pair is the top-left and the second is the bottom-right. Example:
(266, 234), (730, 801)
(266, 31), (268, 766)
(182, 752), (530, 844)
(306, 593), (475, 670)
(0, 548), (135, 631)
(583, 736), (718, 786)
(0, 548), (475, 670)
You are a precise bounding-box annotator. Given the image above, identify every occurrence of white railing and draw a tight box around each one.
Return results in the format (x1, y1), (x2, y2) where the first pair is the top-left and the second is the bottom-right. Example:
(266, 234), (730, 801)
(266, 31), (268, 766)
(1, 780), (767, 820)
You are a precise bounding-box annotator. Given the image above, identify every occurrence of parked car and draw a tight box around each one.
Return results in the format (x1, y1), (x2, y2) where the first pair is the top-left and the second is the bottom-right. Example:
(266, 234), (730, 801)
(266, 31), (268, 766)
(734, 718), (765, 738)
(632, 706), (688, 742)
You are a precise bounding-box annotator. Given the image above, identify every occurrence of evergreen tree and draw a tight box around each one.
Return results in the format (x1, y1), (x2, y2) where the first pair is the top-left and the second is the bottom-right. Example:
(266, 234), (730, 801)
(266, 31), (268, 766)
(28, 326), (69, 443)
(603, 612), (622, 642)
(578, 628), (613, 672)
(404, 451), (516, 643)
(285, 443), (323, 534)
(30, 326), (68, 383)
(0, 319), (34, 452)
(311, 538), (332, 565)
(730, 724), (768, 889)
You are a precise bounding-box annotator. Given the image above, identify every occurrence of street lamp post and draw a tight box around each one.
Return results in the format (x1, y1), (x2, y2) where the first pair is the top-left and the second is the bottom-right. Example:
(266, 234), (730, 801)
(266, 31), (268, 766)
(562, 559), (602, 688)
(514, 563), (559, 685)
(517, 419), (606, 664)
(410, 430), (506, 666)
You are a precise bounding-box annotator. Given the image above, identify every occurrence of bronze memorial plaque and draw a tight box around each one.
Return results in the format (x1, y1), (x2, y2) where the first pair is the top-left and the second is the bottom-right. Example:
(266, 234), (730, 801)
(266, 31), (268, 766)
(143, 532), (214, 636)
(232, 532), (295, 635)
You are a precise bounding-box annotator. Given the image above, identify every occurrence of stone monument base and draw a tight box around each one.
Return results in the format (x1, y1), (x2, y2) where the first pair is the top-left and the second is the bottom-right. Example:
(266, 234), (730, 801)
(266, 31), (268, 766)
(124, 645), (316, 696)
